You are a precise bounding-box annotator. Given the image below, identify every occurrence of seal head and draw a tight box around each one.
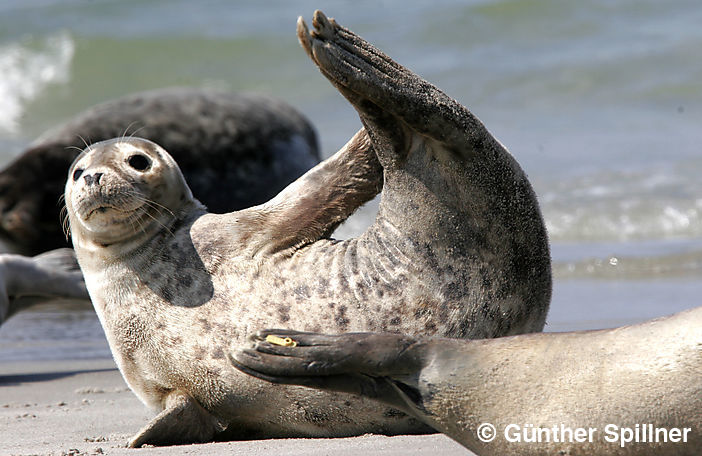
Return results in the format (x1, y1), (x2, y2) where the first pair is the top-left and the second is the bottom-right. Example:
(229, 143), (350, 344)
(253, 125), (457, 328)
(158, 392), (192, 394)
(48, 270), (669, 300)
(66, 137), (199, 248)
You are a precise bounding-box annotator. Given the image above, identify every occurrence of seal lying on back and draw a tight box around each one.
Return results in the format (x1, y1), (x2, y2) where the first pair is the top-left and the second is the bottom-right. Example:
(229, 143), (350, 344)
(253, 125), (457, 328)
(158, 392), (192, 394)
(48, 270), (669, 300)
(65, 10), (550, 446)
(0, 87), (319, 254)
(233, 307), (702, 456)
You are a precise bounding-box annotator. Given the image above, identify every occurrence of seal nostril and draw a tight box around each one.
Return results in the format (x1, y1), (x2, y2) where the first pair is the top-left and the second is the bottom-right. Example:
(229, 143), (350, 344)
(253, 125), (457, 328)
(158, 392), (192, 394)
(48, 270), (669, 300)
(83, 172), (103, 186)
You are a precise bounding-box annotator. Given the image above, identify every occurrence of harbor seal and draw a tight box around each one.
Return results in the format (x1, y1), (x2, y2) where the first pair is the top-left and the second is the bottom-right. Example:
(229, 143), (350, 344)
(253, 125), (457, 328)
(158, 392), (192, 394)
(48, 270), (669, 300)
(65, 10), (550, 446)
(233, 306), (702, 456)
(0, 87), (319, 255)
(0, 249), (87, 324)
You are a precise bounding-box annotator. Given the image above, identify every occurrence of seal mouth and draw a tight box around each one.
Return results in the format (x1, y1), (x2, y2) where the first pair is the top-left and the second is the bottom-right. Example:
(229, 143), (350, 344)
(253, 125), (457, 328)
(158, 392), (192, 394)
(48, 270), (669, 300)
(86, 204), (121, 219)
(80, 200), (147, 224)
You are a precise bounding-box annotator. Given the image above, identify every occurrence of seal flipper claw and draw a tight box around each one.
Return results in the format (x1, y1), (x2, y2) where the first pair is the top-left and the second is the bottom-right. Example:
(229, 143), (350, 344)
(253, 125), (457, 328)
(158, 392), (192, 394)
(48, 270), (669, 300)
(296, 17), (313, 58)
(312, 10), (335, 40)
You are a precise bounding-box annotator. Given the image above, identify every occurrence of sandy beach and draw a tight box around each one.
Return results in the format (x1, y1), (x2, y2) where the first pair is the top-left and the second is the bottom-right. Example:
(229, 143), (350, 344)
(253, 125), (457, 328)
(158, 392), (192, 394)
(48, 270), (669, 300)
(0, 357), (470, 456)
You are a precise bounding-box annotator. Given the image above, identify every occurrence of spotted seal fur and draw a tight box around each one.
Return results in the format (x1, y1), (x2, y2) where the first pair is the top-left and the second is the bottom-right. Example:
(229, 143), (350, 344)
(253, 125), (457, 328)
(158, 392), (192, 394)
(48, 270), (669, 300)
(64, 10), (550, 446)
(233, 307), (702, 455)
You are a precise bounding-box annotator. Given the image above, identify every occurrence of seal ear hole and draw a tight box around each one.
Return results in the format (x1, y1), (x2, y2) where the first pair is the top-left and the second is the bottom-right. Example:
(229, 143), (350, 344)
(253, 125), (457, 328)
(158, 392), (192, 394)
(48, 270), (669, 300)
(127, 154), (151, 172)
(72, 169), (84, 181)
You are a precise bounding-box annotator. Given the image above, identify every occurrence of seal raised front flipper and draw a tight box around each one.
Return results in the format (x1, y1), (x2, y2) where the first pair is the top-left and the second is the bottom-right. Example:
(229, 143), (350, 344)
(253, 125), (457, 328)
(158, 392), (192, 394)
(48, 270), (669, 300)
(240, 128), (381, 256)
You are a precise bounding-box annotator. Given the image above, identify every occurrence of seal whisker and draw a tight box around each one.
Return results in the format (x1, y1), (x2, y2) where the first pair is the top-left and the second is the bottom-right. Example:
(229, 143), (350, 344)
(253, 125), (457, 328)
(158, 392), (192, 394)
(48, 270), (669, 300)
(56, 194), (72, 239)
(121, 121), (138, 141)
(76, 135), (91, 150)
(64, 145), (85, 154)
(124, 194), (177, 238)
(123, 190), (176, 219)
(138, 196), (176, 218)
(129, 212), (146, 237)
(60, 205), (71, 240)
(139, 208), (175, 238)
(120, 121), (146, 142)
(123, 197), (176, 238)
(128, 125), (147, 140)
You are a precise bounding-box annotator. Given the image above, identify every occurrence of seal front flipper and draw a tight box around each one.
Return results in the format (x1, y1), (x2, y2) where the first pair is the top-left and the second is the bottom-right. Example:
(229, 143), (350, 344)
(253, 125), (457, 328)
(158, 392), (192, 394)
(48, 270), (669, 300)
(0, 249), (88, 324)
(230, 330), (427, 413)
(247, 128), (382, 255)
(128, 390), (225, 448)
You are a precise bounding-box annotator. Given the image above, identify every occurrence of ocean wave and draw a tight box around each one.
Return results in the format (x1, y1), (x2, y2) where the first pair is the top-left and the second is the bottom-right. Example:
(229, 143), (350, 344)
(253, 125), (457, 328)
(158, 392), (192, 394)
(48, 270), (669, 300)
(0, 31), (74, 134)
(540, 164), (702, 242)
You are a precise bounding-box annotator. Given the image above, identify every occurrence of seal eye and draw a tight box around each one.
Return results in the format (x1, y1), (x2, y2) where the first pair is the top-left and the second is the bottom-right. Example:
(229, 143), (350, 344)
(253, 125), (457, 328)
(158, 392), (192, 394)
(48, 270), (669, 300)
(72, 169), (84, 181)
(128, 154), (151, 171)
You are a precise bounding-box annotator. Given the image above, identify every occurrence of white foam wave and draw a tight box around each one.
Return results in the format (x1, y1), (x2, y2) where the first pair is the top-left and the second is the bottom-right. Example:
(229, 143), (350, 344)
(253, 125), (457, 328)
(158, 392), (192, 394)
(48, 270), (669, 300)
(0, 32), (75, 134)
(540, 165), (702, 242)
(545, 201), (702, 242)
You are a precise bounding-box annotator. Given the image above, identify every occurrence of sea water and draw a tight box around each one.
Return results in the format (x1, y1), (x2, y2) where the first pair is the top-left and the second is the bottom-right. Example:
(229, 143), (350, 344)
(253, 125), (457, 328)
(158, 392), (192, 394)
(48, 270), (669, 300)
(0, 0), (700, 361)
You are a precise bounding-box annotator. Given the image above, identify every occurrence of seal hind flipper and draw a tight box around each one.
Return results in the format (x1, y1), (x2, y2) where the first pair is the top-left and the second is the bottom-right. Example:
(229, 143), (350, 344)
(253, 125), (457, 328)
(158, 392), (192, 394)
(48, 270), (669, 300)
(297, 10), (551, 338)
(128, 390), (225, 448)
(298, 11), (484, 161)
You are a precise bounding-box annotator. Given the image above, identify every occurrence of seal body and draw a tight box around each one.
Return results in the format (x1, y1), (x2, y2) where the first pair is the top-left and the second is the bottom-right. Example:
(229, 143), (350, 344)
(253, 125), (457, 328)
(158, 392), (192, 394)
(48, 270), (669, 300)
(234, 306), (702, 456)
(0, 87), (319, 254)
(65, 10), (550, 446)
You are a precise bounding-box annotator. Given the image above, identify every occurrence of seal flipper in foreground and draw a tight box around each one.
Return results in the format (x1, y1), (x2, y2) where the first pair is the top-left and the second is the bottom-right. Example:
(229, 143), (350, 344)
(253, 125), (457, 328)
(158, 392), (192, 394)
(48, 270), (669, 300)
(231, 329), (425, 414)
(233, 308), (702, 456)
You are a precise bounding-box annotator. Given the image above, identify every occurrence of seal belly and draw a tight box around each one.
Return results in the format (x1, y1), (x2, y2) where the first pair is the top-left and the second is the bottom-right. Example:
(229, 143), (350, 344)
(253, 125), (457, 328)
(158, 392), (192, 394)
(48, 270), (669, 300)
(253, 214), (506, 340)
